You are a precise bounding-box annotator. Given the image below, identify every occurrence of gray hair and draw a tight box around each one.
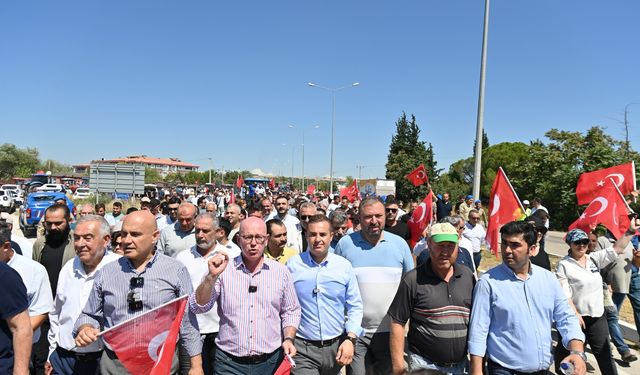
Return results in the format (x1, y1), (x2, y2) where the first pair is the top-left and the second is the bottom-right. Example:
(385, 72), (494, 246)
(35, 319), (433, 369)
(329, 210), (349, 226)
(359, 196), (383, 212)
(439, 215), (464, 227)
(299, 202), (317, 212)
(76, 214), (111, 238)
(195, 212), (219, 230)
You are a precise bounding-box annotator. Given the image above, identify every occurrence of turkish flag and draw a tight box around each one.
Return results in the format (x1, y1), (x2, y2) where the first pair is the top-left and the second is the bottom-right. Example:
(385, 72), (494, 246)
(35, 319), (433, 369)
(268, 178), (275, 189)
(229, 189), (236, 204)
(101, 296), (188, 375)
(236, 175), (244, 189)
(408, 190), (434, 249)
(274, 354), (296, 375)
(576, 162), (636, 205)
(406, 164), (429, 187)
(306, 184), (316, 195)
(486, 168), (525, 256)
(340, 180), (359, 202)
(569, 178), (631, 238)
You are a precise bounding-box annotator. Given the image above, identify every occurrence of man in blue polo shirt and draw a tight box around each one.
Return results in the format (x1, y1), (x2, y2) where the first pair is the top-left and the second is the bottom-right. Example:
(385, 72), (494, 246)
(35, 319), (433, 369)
(334, 197), (413, 375)
(1, 222), (32, 375)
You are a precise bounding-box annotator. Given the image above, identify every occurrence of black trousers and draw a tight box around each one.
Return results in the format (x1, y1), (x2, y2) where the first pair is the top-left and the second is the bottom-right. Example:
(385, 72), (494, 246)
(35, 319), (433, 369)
(178, 332), (217, 375)
(554, 314), (617, 375)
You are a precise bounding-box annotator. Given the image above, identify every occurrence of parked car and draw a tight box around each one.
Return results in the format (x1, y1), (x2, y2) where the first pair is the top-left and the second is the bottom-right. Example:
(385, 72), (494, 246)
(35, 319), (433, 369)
(1, 184), (23, 205)
(0, 190), (15, 213)
(72, 187), (92, 199)
(37, 183), (67, 192)
(19, 192), (76, 238)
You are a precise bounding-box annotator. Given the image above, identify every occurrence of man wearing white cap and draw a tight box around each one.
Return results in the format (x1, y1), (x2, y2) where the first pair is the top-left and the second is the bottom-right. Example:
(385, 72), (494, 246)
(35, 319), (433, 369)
(1, 212), (34, 259)
(522, 200), (532, 217)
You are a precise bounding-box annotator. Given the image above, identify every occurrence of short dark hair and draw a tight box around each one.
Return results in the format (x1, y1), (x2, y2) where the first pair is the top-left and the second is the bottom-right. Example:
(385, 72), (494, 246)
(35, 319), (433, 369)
(218, 217), (232, 237)
(0, 222), (11, 244)
(126, 207), (138, 215)
(169, 196), (182, 205)
(112, 201), (122, 208)
(46, 203), (71, 221)
(265, 219), (286, 235)
(308, 214), (330, 227)
(499, 220), (537, 247)
(95, 203), (105, 211)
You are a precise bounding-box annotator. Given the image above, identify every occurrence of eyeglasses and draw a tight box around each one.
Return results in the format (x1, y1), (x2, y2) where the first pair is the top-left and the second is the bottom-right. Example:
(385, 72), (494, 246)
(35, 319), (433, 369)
(385, 208), (398, 213)
(300, 215), (312, 221)
(128, 277), (144, 311)
(573, 240), (590, 246)
(457, 226), (465, 231)
(239, 235), (268, 243)
(469, 217), (480, 221)
(168, 207), (179, 211)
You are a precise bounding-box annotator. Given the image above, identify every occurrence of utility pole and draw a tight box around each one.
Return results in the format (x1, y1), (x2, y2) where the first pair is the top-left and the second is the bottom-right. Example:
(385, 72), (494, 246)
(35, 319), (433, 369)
(356, 165), (364, 181)
(624, 103), (640, 159)
(472, 0), (490, 200)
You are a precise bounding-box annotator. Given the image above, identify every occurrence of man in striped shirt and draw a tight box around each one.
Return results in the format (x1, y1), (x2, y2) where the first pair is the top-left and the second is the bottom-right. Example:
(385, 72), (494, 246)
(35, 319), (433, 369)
(191, 217), (301, 374)
(388, 223), (475, 375)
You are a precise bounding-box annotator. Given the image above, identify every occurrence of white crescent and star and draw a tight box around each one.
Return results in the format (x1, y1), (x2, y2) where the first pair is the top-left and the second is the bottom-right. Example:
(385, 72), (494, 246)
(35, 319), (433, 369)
(148, 331), (169, 361)
(490, 195), (500, 216)
(605, 173), (625, 187)
(613, 203), (619, 225)
(416, 170), (426, 180)
(413, 202), (427, 223)
(588, 197), (609, 217)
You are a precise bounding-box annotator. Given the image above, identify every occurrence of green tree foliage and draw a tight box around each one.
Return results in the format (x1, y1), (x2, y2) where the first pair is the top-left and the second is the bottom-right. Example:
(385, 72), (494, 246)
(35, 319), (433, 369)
(0, 143), (41, 180)
(144, 167), (163, 184)
(40, 159), (73, 175)
(385, 112), (439, 201)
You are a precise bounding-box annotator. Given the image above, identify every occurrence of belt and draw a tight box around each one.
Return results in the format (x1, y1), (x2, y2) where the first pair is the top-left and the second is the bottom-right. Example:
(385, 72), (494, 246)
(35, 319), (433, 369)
(301, 335), (342, 347)
(218, 348), (280, 365)
(487, 359), (546, 375)
(432, 360), (460, 367)
(57, 347), (102, 361)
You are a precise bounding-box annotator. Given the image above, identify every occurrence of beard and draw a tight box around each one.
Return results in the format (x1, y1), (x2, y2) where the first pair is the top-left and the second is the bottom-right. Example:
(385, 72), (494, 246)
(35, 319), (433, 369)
(46, 225), (70, 245)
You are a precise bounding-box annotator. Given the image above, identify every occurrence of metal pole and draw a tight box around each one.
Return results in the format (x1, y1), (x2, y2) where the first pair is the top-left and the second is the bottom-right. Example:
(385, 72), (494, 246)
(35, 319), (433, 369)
(472, 0), (490, 200)
(291, 145), (295, 187)
(302, 130), (305, 191)
(330, 91), (335, 196)
(208, 158), (212, 184)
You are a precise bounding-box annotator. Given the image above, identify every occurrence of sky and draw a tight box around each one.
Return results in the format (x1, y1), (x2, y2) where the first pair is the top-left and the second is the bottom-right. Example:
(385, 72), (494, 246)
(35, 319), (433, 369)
(1, 1), (639, 180)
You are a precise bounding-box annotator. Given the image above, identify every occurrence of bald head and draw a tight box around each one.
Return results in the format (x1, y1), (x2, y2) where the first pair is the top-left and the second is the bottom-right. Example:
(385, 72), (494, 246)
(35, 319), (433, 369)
(240, 217), (266, 235)
(120, 210), (159, 266)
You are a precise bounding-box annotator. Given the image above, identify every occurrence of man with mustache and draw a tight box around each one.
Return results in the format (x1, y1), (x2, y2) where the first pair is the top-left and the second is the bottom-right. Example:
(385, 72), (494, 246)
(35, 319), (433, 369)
(334, 197), (413, 375)
(264, 219), (298, 264)
(176, 213), (240, 375)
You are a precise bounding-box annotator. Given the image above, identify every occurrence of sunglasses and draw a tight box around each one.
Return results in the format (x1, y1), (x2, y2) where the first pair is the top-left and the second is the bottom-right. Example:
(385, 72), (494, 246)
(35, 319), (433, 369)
(300, 215), (312, 221)
(572, 239), (590, 246)
(128, 277), (144, 311)
(386, 208), (398, 213)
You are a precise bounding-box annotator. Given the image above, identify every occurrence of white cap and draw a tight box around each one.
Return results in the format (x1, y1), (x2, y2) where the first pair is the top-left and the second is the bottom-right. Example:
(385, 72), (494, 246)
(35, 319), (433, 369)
(0, 212), (13, 225)
(523, 200), (530, 205)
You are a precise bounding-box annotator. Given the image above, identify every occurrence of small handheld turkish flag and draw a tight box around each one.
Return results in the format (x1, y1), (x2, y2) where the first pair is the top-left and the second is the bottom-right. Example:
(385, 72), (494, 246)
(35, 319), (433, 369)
(406, 164), (429, 187)
(408, 190), (434, 249)
(569, 178), (631, 238)
(274, 353), (296, 375)
(486, 168), (524, 256)
(575, 162), (636, 205)
(101, 295), (188, 375)
(236, 175), (244, 189)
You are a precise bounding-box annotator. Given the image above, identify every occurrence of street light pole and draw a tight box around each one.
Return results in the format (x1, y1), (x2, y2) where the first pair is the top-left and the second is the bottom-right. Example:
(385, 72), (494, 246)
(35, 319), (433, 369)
(308, 82), (359, 196)
(472, 0), (490, 200)
(624, 102), (640, 159)
(208, 158), (212, 184)
(289, 124), (320, 192)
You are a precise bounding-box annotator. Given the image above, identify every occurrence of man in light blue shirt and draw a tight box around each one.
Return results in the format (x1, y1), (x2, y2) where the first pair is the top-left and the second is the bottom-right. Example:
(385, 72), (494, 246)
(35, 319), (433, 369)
(287, 214), (363, 374)
(468, 220), (587, 375)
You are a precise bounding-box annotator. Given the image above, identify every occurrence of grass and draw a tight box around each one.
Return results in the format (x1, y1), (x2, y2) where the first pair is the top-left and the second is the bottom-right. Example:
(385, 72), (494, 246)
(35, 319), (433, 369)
(477, 251), (636, 326)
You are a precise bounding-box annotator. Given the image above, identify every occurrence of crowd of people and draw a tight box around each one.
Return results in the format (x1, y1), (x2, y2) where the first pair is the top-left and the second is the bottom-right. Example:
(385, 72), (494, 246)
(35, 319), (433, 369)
(1, 183), (640, 375)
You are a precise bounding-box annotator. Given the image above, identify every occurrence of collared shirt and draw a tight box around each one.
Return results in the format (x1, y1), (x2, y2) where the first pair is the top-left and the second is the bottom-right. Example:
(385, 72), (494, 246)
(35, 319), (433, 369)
(176, 244), (241, 334)
(556, 248), (618, 317)
(334, 231), (413, 333)
(276, 213), (303, 252)
(156, 214), (175, 232)
(104, 213), (124, 226)
(462, 223), (486, 254)
(7, 253), (53, 343)
(48, 251), (120, 358)
(286, 252), (364, 341)
(11, 234), (33, 260)
(74, 251), (202, 357)
(264, 246), (298, 265)
(388, 260), (474, 363)
(158, 222), (196, 257)
(468, 263), (584, 373)
(190, 257), (301, 357)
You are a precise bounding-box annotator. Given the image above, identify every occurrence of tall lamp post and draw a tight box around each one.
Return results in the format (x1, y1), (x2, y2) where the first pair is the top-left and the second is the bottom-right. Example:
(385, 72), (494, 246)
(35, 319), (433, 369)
(289, 124), (320, 191)
(308, 81), (359, 195)
(624, 102), (640, 158)
(472, 0), (490, 200)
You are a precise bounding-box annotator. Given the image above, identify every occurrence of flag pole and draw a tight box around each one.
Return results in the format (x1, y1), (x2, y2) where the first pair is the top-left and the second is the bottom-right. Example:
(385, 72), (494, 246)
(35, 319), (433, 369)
(97, 295), (189, 337)
(499, 167), (525, 212)
(609, 177), (635, 214)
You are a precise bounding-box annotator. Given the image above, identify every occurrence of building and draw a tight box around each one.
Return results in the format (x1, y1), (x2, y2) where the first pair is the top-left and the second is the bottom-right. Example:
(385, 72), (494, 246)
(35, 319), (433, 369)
(92, 155), (199, 177)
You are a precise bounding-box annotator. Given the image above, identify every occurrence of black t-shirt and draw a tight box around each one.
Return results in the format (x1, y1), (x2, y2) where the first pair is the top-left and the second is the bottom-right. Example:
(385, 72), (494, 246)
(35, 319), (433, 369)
(387, 260), (475, 363)
(385, 221), (410, 241)
(0, 262), (29, 374)
(436, 200), (452, 220)
(39, 239), (69, 297)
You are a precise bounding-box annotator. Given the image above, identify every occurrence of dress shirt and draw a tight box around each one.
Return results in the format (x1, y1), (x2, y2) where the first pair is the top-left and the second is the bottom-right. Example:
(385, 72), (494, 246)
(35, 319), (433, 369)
(74, 251), (202, 356)
(286, 252), (364, 341)
(11, 234), (33, 259)
(190, 257), (301, 357)
(176, 243), (240, 334)
(468, 263), (584, 373)
(156, 214), (175, 232)
(48, 251), (120, 358)
(462, 223), (486, 254)
(274, 213), (303, 252)
(7, 253), (53, 343)
(158, 222), (196, 257)
(556, 248), (618, 317)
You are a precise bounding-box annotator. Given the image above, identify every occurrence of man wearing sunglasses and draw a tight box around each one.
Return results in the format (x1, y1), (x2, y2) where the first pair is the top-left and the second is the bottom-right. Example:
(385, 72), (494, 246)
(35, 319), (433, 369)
(384, 197), (410, 244)
(74, 210), (203, 374)
(192, 217), (301, 374)
(298, 202), (318, 252)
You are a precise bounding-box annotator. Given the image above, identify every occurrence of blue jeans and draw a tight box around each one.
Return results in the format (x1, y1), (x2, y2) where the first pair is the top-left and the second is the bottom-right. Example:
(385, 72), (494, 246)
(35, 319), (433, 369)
(630, 266), (640, 336)
(214, 348), (282, 375)
(408, 351), (468, 375)
(473, 252), (482, 270)
(610, 292), (631, 354)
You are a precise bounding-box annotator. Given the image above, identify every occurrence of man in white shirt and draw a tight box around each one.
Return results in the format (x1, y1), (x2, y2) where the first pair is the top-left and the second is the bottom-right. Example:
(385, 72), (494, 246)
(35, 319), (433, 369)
(0, 212), (34, 259)
(176, 213), (240, 375)
(270, 195), (302, 252)
(46, 214), (120, 375)
(463, 209), (487, 269)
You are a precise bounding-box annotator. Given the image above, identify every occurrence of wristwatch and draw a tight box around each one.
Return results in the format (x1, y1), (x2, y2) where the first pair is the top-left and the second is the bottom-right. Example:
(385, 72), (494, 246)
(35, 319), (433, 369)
(283, 336), (295, 344)
(570, 350), (587, 363)
(346, 333), (358, 345)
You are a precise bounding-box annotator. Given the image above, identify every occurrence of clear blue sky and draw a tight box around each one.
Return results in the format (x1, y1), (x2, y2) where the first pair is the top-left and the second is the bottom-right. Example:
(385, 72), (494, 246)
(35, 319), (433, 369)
(2, 1), (639, 180)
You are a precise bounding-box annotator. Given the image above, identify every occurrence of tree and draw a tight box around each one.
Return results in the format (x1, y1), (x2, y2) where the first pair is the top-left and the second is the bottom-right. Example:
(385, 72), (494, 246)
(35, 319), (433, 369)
(473, 129), (490, 156)
(144, 167), (162, 184)
(0, 143), (41, 180)
(385, 112), (439, 201)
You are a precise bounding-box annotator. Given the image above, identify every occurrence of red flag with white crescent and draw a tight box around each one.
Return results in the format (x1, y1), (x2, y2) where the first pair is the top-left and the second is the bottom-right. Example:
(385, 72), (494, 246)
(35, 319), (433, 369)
(101, 296), (188, 375)
(576, 162), (636, 205)
(406, 164), (429, 187)
(569, 178), (631, 238)
(486, 168), (524, 256)
(408, 190), (434, 249)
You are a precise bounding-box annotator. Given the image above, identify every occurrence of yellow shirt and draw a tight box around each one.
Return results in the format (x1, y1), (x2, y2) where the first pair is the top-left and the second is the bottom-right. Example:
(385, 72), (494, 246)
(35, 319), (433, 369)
(264, 246), (298, 265)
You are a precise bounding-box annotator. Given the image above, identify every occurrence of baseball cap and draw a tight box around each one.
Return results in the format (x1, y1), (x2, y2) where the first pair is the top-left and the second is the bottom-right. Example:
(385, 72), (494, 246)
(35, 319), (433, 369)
(466, 195), (474, 200)
(0, 212), (13, 225)
(141, 196), (151, 203)
(429, 223), (459, 244)
(523, 199), (530, 205)
(565, 229), (588, 244)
